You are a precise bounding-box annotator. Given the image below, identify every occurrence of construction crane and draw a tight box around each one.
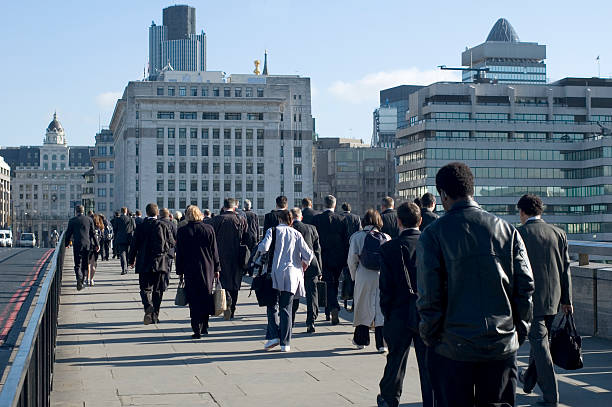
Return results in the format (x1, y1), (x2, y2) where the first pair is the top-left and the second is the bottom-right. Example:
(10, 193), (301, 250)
(438, 65), (493, 83)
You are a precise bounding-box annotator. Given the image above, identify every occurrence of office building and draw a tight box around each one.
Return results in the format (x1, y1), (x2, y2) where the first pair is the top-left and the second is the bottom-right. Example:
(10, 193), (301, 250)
(314, 138), (394, 214)
(110, 69), (313, 216)
(0, 156), (9, 228)
(371, 106), (397, 149)
(378, 85), (423, 140)
(395, 77), (612, 240)
(149, 5), (206, 79)
(0, 113), (93, 245)
(92, 129), (114, 218)
(462, 18), (546, 84)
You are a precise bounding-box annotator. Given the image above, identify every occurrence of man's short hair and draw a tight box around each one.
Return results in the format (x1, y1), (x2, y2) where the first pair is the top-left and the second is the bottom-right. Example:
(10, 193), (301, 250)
(517, 194), (544, 217)
(421, 192), (436, 208)
(223, 198), (237, 209)
(324, 195), (336, 209)
(381, 196), (394, 209)
(145, 203), (159, 217)
(203, 209), (211, 217)
(398, 202), (421, 229)
(413, 198), (422, 208)
(87, 210), (94, 217)
(135, 210), (142, 216)
(159, 208), (170, 219)
(114, 211), (120, 217)
(75, 205), (84, 214)
(276, 195), (288, 209)
(341, 202), (351, 212)
(278, 209), (293, 225)
(121, 207), (128, 214)
(243, 199), (252, 210)
(290, 207), (302, 219)
(301, 197), (313, 208)
(436, 162), (474, 199)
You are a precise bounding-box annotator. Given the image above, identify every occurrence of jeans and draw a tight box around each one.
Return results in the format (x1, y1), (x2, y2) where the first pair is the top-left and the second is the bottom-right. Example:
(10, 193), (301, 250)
(524, 315), (558, 403)
(266, 290), (294, 346)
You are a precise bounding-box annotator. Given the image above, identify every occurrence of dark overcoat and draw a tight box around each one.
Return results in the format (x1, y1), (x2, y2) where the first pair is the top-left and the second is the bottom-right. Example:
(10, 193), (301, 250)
(206, 211), (247, 291)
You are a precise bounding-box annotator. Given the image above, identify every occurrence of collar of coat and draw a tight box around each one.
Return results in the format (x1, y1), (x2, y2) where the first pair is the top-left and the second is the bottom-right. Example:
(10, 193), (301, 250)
(448, 199), (480, 213)
(399, 228), (421, 238)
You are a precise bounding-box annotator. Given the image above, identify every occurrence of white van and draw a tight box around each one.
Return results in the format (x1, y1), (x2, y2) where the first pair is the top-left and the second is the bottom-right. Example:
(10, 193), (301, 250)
(0, 230), (12, 247)
(18, 233), (36, 248)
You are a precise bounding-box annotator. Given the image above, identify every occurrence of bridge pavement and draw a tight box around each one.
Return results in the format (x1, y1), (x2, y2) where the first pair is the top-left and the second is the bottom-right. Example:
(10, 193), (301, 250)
(50, 252), (612, 407)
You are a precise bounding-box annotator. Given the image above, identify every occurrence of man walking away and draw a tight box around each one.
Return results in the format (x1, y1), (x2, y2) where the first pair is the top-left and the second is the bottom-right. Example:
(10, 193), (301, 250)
(110, 211), (120, 259)
(417, 162), (534, 407)
(264, 195), (288, 232)
(208, 198), (248, 319)
(341, 202), (362, 237)
(115, 207), (135, 275)
(517, 194), (573, 407)
(243, 199), (260, 253)
(419, 192), (439, 231)
(312, 195), (349, 325)
(301, 197), (319, 225)
(159, 208), (177, 275)
(378, 202), (433, 407)
(380, 197), (399, 239)
(290, 208), (323, 333)
(101, 214), (112, 261)
(128, 203), (173, 325)
(134, 210), (144, 228)
(65, 205), (97, 291)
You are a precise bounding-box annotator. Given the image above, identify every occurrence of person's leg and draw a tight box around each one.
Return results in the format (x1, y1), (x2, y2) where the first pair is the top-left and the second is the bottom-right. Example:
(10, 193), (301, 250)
(139, 273), (154, 322)
(375, 326), (385, 350)
(379, 317), (412, 407)
(79, 249), (89, 284)
(278, 291), (294, 347)
(265, 292), (280, 341)
(305, 275), (318, 329)
(531, 315), (558, 404)
(229, 289), (238, 317)
(119, 245), (128, 273)
(291, 298), (300, 327)
(152, 273), (164, 322)
(427, 349), (474, 407)
(73, 246), (83, 287)
(413, 335), (435, 407)
(353, 325), (370, 346)
(474, 352), (517, 407)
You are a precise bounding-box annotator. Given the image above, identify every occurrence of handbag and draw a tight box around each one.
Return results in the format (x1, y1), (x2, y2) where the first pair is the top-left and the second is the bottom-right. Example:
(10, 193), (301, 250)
(551, 312), (583, 370)
(251, 272), (277, 307)
(239, 244), (251, 270)
(174, 277), (187, 306)
(213, 279), (227, 316)
(316, 280), (327, 308)
(340, 267), (354, 300)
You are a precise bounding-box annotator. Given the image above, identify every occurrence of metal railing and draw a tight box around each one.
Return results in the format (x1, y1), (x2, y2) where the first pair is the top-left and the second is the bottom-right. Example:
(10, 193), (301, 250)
(0, 232), (65, 407)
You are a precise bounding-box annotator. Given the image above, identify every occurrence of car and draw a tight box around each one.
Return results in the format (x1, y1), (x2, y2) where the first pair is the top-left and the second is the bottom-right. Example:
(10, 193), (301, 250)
(18, 233), (36, 248)
(0, 230), (12, 247)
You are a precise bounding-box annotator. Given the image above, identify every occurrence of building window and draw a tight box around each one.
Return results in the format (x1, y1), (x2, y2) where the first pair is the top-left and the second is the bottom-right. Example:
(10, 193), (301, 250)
(257, 146), (264, 157)
(235, 145), (242, 156)
(213, 181), (219, 191)
(168, 128), (175, 138)
(156, 162), (164, 174)
(157, 111), (175, 119)
(202, 87), (208, 96)
(224, 162), (231, 174)
(246, 129), (253, 139)
(246, 87), (253, 97)
(179, 180), (186, 191)
(246, 146), (253, 157)
(191, 180), (198, 191)
(201, 162), (208, 174)
(201, 128), (209, 139)
(247, 113), (264, 120)
(179, 162), (186, 174)
(257, 129), (264, 140)
(235, 162), (242, 174)
(190, 128), (197, 139)
(190, 87), (198, 96)
(213, 145), (220, 156)
(294, 182), (302, 193)
(201, 145), (209, 156)
(213, 128), (220, 139)
(168, 87), (175, 96)
(157, 87), (164, 96)
(257, 88), (264, 97)
(167, 180), (175, 191)
(235, 129), (242, 139)
(257, 198), (264, 209)
(235, 180), (242, 191)
(224, 87), (231, 97)
(257, 180), (264, 191)
(168, 198), (175, 209)
(246, 180), (253, 191)
(224, 180), (231, 191)
(225, 113), (242, 120)
(213, 87), (219, 96)
(157, 128), (164, 138)
(97, 162), (106, 170)
(180, 112), (197, 120)
(224, 129), (231, 139)
(294, 164), (302, 175)
(202, 181), (209, 192)
(294, 147), (301, 158)
(179, 128), (187, 138)
(190, 145), (197, 156)
(224, 145), (231, 156)
(157, 180), (163, 191)
(202, 112), (220, 120)
(157, 144), (164, 156)
(179, 144), (186, 156)
(179, 198), (186, 209)
(246, 163), (253, 174)
(257, 163), (264, 174)
(179, 87), (186, 96)
(190, 162), (198, 173)
(168, 162), (175, 173)
(213, 163), (220, 174)
(157, 197), (164, 208)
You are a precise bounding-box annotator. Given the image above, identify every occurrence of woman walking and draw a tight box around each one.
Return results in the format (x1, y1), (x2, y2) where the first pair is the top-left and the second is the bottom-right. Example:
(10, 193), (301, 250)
(87, 214), (104, 286)
(175, 206), (221, 339)
(258, 210), (314, 352)
(347, 209), (391, 352)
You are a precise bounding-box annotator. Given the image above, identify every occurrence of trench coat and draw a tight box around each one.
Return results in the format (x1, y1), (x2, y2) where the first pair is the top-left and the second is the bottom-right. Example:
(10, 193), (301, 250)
(205, 211), (247, 291)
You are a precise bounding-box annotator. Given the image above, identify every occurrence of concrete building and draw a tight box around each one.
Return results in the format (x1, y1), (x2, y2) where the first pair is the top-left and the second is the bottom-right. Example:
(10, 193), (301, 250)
(149, 5), (206, 79)
(0, 156), (10, 228)
(395, 77), (612, 240)
(314, 138), (395, 215)
(92, 129), (114, 218)
(371, 106), (397, 149)
(0, 113), (93, 246)
(378, 85), (423, 140)
(109, 69), (313, 216)
(461, 18), (546, 84)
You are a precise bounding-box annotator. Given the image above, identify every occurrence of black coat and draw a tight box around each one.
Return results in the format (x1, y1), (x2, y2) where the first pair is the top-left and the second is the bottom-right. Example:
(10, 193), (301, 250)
(380, 229), (420, 330)
(206, 211), (247, 291)
(263, 209), (284, 232)
(293, 221), (323, 278)
(312, 210), (349, 276)
(128, 218), (172, 274)
(417, 200), (534, 362)
(65, 214), (96, 251)
(381, 209), (400, 239)
(176, 221), (220, 316)
(342, 211), (362, 238)
(114, 214), (135, 245)
(244, 209), (260, 250)
(159, 217), (178, 258)
(134, 217), (144, 228)
(518, 219), (572, 317)
(420, 208), (439, 231)
(301, 207), (319, 225)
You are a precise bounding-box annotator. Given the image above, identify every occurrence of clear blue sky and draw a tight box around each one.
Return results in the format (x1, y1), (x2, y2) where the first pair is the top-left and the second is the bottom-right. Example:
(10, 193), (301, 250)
(1, 0), (610, 147)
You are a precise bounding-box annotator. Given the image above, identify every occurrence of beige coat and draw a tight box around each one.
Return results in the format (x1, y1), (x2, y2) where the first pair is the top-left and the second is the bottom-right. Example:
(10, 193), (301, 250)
(347, 226), (391, 327)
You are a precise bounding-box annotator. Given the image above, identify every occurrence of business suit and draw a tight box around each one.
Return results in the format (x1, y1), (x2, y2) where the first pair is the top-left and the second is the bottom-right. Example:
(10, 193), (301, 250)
(312, 209), (349, 317)
(244, 209), (260, 250)
(65, 213), (97, 288)
(115, 214), (135, 273)
(301, 207), (319, 225)
(379, 228), (434, 407)
(342, 211), (362, 238)
(263, 209), (285, 233)
(419, 208), (439, 231)
(291, 220), (323, 329)
(381, 209), (400, 239)
(518, 218), (572, 404)
(159, 217), (177, 277)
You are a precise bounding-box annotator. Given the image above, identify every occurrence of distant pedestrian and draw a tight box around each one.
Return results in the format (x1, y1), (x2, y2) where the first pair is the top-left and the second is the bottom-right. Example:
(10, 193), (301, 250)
(377, 202), (434, 407)
(258, 210), (314, 352)
(243, 199), (260, 252)
(517, 194), (573, 406)
(264, 195), (288, 232)
(159, 208), (177, 275)
(203, 209), (212, 219)
(86, 214), (104, 286)
(417, 162), (534, 407)
(301, 197), (319, 225)
(65, 205), (97, 291)
(114, 207), (135, 275)
(178, 207), (190, 229)
(174, 211), (183, 224)
(347, 209), (390, 351)
(380, 197), (399, 239)
(341, 202), (362, 237)
(312, 195), (349, 325)
(110, 211), (120, 259)
(419, 192), (439, 231)
(175, 206), (221, 338)
(128, 203), (174, 325)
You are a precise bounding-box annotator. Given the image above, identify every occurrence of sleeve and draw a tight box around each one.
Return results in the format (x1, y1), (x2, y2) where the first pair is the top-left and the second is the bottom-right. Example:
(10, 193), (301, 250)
(416, 229), (446, 346)
(347, 233), (360, 281)
(150, 222), (165, 256)
(379, 244), (393, 318)
(257, 227), (273, 254)
(511, 229), (535, 344)
(175, 229), (184, 275)
(312, 229), (323, 275)
(255, 215), (260, 241)
(128, 225), (140, 264)
(298, 233), (314, 265)
(89, 218), (98, 248)
(210, 227), (221, 275)
(559, 232), (572, 306)
(64, 219), (73, 247)
(239, 217), (248, 245)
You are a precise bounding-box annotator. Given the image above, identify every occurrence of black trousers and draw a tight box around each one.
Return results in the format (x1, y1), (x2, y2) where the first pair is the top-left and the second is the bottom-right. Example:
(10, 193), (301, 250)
(379, 317), (433, 407)
(102, 240), (110, 260)
(428, 349), (517, 407)
(291, 274), (319, 327)
(227, 289), (238, 314)
(117, 244), (129, 272)
(190, 314), (210, 335)
(139, 272), (166, 316)
(353, 325), (384, 348)
(73, 246), (89, 284)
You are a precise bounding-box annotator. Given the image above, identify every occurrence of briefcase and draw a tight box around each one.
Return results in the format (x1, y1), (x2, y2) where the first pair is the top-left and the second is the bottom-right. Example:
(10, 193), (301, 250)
(551, 312), (583, 370)
(316, 280), (327, 308)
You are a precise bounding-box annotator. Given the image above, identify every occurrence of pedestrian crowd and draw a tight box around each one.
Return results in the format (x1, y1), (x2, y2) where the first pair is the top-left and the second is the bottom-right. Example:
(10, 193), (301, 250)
(64, 162), (574, 407)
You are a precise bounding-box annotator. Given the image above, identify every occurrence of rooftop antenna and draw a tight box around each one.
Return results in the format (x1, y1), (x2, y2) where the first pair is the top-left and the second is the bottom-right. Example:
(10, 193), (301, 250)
(597, 55), (601, 77)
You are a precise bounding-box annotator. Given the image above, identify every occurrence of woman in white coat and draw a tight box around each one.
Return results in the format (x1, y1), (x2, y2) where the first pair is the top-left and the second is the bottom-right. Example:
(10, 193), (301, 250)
(347, 209), (391, 352)
(258, 210), (314, 352)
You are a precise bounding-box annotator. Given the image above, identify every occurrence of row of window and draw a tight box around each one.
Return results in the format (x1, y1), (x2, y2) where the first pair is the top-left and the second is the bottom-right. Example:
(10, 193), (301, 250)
(157, 111), (266, 121)
(405, 184), (612, 198)
(479, 203), (611, 216)
(96, 188), (113, 197)
(399, 166), (612, 181)
(155, 196), (267, 213)
(42, 154), (66, 161)
(157, 86), (264, 98)
(414, 112), (600, 124)
(156, 161), (276, 175)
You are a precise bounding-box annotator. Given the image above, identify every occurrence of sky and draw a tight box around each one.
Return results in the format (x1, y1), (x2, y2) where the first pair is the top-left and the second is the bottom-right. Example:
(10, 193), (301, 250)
(1, 0), (611, 147)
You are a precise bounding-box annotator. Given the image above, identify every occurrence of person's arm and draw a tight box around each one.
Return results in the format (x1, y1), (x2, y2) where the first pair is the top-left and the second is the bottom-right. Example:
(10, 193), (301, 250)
(88, 218), (98, 250)
(347, 233), (360, 281)
(312, 229), (323, 276)
(175, 229), (184, 275)
(298, 233), (314, 266)
(128, 226), (140, 266)
(210, 227), (221, 278)
(511, 229), (535, 345)
(379, 244), (393, 318)
(64, 219), (73, 247)
(254, 214), (260, 241)
(257, 227), (273, 254)
(560, 232), (573, 313)
(416, 229), (445, 346)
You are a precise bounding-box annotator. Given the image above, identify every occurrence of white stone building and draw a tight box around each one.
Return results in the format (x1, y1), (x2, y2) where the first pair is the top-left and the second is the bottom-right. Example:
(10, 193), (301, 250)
(0, 156), (10, 228)
(91, 129), (115, 218)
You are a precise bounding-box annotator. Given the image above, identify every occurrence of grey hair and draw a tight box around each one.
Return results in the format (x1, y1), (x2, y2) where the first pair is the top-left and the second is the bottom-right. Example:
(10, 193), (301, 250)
(324, 195), (336, 209)
(243, 199), (252, 210)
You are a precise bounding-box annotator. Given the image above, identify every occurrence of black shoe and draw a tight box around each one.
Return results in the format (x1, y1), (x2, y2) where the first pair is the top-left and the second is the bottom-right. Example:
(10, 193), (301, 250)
(307, 325), (315, 334)
(153, 315), (160, 324)
(143, 313), (153, 325)
(121, 270), (127, 275)
(519, 369), (535, 394)
(326, 314), (331, 321)
(230, 311), (235, 319)
(191, 333), (201, 339)
(376, 394), (390, 407)
(331, 309), (339, 325)
(77, 281), (84, 291)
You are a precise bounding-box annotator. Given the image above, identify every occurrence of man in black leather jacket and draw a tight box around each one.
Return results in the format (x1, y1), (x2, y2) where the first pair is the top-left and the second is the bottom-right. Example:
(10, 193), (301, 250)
(417, 162), (534, 407)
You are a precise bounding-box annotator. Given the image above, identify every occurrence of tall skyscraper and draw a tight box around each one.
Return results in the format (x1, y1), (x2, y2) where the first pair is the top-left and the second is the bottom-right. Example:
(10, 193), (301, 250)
(462, 18), (546, 84)
(149, 5), (206, 79)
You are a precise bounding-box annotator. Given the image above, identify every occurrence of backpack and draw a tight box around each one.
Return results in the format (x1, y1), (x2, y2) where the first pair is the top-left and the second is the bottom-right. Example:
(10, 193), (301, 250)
(359, 229), (386, 270)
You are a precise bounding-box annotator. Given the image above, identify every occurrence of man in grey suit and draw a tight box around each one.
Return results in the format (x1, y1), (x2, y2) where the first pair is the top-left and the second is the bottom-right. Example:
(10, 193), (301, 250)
(517, 194), (573, 407)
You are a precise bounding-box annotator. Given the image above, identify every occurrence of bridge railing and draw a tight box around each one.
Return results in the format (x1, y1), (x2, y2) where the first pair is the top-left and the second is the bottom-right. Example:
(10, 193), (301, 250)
(0, 232), (66, 407)
(568, 240), (612, 339)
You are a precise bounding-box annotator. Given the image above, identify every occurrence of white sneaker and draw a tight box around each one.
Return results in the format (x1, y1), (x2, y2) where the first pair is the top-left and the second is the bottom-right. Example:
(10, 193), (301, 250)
(378, 347), (388, 354)
(352, 340), (365, 350)
(90, 280), (95, 286)
(264, 338), (280, 350)
(280, 345), (290, 352)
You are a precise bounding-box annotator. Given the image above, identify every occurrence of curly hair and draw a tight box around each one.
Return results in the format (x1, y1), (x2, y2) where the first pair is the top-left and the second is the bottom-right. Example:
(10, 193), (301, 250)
(517, 194), (544, 216)
(435, 162), (474, 199)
